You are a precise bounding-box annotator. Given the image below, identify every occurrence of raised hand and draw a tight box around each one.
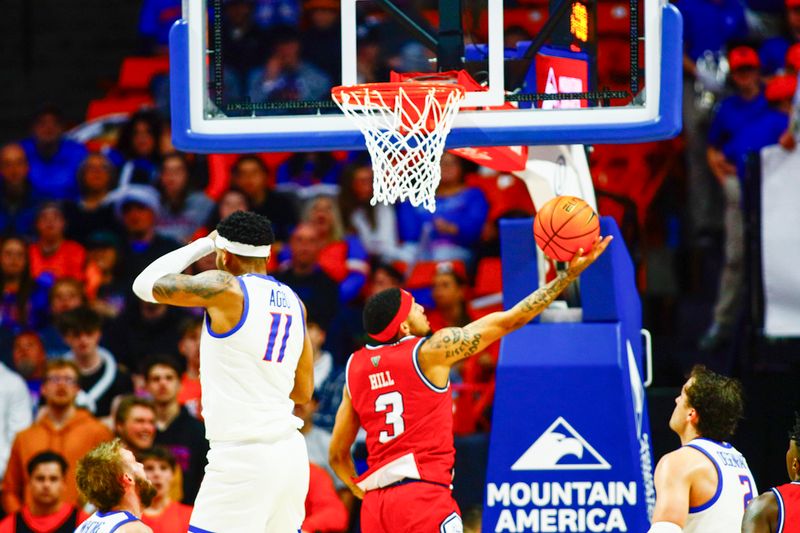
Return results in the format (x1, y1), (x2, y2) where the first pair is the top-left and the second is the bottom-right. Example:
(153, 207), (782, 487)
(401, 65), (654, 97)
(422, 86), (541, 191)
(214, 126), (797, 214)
(566, 235), (613, 278)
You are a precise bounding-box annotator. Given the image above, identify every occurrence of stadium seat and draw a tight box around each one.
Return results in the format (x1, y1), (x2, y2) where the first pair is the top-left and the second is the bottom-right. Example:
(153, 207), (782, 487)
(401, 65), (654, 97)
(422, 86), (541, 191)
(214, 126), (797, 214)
(117, 55), (170, 92)
(596, 1), (632, 36)
(85, 95), (154, 121)
(466, 172), (534, 224)
(206, 153), (291, 200)
(472, 257), (502, 297)
(591, 140), (682, 227)
(503, 8), (548, 39)
(470, 257), (504, 316)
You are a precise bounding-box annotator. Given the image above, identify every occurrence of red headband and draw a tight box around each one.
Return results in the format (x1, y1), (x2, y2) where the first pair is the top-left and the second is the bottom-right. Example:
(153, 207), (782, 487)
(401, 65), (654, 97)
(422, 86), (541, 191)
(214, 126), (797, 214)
(371, 289), (413, 342)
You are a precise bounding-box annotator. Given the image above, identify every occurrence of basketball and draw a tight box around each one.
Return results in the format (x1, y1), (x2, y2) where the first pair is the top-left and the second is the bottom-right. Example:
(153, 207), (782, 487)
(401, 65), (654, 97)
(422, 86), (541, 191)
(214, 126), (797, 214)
(533, 196), (600, 262)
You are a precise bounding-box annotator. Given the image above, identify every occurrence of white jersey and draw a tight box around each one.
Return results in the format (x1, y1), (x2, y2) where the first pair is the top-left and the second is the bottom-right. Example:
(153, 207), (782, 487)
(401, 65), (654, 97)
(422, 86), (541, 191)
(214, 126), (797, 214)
(200, 273), (305, 442)
(683, 437), (757, 533)
(74, 510), (140, 532)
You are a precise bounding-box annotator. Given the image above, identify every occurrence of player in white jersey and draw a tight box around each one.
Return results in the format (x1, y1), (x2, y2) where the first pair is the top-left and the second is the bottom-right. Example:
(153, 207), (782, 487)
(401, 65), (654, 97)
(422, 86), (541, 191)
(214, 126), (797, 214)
(75, 440), (155, 533)
(132, 211), (314, 532)
(648, 365), (756, 533)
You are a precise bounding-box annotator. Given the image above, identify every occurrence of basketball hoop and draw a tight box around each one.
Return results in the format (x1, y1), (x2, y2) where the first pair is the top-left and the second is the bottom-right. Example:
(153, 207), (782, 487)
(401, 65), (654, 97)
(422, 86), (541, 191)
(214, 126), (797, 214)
(332, 79), (466, 212)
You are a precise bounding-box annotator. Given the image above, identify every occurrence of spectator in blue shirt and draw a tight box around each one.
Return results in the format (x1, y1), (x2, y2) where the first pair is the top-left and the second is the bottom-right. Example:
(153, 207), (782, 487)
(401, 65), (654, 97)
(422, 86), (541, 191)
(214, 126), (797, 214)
(0, 144), (38, 239)
(727, 74), (793, 166)
(707, 46), (767, 179)
(19, 105), (87, 202)
(397, 153), (489, 265)
(759, 0), (800, 74)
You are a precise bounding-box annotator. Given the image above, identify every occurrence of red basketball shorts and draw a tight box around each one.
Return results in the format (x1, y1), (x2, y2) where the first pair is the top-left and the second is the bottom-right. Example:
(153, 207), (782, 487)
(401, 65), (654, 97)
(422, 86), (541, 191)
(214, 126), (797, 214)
(360, 481), (462, 533)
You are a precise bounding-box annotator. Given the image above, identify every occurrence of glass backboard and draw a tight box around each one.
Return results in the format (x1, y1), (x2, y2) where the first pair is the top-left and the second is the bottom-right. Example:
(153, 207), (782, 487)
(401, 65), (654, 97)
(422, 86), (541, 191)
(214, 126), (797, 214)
(169, 0), (682, 152)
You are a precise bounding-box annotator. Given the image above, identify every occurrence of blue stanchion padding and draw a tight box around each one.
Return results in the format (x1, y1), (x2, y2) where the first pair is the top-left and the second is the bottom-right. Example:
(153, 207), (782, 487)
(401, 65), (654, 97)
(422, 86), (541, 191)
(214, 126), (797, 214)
(499, 218), (539, 314)
(486, 216), (655, 532)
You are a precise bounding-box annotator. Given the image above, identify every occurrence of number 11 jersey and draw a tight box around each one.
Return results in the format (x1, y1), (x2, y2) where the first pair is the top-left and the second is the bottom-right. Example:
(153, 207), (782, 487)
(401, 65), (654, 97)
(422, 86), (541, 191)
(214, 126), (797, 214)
(346, 336), (455, 491)
(200, 273), (305, 442)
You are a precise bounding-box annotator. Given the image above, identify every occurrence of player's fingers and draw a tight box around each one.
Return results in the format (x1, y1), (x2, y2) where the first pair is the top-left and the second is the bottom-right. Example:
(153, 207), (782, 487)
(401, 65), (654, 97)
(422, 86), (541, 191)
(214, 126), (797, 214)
(591, 236), (612, 257)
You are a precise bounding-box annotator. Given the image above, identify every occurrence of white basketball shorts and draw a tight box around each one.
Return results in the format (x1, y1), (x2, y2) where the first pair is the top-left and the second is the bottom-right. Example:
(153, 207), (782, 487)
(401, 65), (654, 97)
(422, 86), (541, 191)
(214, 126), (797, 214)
(189, 431), (309, 532)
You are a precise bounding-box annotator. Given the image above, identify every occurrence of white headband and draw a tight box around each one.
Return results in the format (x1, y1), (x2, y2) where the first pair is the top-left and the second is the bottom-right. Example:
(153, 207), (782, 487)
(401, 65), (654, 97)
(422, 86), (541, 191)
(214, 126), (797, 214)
(215, 235), (271, 257)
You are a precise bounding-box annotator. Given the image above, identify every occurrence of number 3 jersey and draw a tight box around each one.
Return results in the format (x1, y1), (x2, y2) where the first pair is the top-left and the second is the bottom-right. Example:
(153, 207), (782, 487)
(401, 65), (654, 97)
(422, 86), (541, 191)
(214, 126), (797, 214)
(346, 336), (455, 491)
(200, 273), (305, 442)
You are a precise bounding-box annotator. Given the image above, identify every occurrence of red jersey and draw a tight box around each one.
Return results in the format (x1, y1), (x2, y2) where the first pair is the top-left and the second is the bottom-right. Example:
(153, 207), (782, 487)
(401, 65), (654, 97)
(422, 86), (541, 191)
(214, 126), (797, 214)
(29, 241), (86, 282)
(0, 503), (86, 533)
(347, 336), (454, 490)
(141, 501), (193, 532)
(773, 481), (800, 533)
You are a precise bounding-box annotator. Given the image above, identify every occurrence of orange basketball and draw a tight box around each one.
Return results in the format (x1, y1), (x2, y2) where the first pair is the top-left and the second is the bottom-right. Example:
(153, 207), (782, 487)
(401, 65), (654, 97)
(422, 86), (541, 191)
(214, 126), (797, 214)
(533, 196), (600, 262)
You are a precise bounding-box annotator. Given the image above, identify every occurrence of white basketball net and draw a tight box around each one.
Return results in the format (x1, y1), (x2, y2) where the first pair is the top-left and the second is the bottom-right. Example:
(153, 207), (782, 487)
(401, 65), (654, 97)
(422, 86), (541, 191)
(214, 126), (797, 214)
(333, 83), (465, 212)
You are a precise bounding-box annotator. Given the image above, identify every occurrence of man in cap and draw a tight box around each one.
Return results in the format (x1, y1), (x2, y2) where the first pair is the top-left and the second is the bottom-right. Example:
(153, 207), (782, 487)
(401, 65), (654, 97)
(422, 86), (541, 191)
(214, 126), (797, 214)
(111, 185), (181, 288)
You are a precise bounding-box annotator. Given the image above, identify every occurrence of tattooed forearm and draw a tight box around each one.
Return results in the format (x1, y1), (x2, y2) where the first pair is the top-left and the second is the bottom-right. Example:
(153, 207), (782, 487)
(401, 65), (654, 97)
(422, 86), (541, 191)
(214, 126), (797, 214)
(153, 271), (234, 301)
(509, 271), (575, 328)
(428, 327), (484, 361)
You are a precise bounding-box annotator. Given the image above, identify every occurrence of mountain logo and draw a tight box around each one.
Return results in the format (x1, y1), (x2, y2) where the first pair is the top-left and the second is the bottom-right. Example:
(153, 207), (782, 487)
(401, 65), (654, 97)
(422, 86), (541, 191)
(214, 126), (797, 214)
(511, 416), (611, 471)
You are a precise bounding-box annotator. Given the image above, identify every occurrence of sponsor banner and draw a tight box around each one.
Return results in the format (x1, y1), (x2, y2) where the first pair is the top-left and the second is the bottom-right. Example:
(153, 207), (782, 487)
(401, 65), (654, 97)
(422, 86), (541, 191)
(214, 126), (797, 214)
(760, 145), (800, 336)
(535, 50), (590, 110)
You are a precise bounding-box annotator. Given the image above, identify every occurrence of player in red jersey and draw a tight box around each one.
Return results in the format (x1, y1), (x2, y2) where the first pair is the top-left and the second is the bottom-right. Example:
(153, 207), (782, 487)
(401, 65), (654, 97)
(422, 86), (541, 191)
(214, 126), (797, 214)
(742, 413), (800, 533)
(329, 236), (611, 532)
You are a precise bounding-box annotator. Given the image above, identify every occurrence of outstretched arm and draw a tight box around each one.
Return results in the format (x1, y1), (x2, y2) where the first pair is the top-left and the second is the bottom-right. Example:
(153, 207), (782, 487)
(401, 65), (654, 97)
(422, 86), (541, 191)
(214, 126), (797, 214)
(329, 387), (365, 500)
(418, 236), (611, 385)
(741, 492), (778, 533)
